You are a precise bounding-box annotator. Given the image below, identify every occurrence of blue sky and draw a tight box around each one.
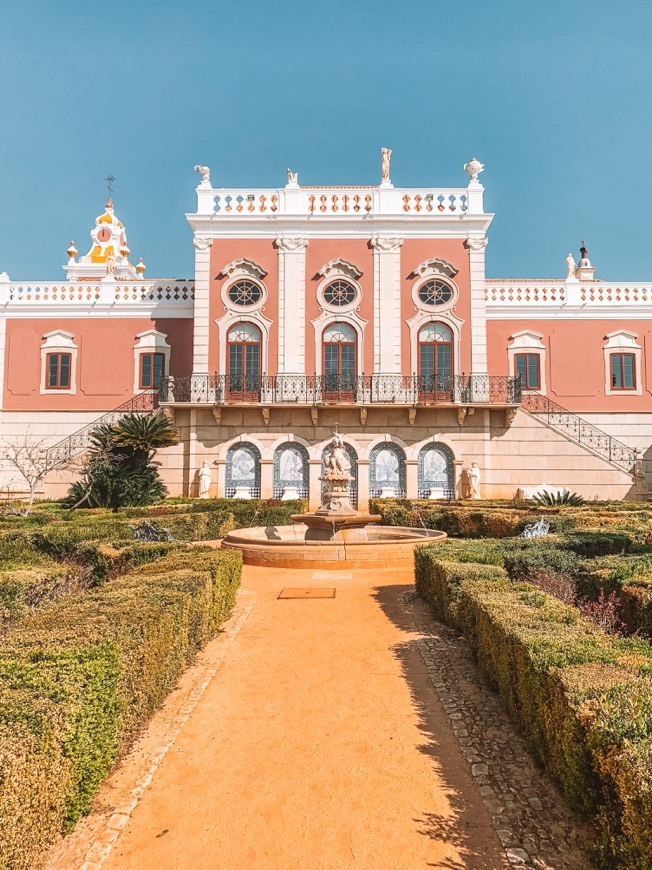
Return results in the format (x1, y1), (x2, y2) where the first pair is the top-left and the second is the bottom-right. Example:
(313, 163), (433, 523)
(1, 0), (651, 280)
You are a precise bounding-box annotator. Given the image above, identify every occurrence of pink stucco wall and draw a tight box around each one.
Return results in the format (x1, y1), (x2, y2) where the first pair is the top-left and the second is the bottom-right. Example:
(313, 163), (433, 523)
(4, 318), (193, 410)
(487, 319), (652, 411)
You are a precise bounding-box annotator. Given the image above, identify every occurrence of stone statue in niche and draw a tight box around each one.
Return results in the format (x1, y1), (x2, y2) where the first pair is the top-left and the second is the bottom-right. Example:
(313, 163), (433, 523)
(566, 252), (576, 278)
(105, 254), (115, 275)
(381, 147), (392, 183)
(467, 461), (481, 499)
(198, 461), (211, 499)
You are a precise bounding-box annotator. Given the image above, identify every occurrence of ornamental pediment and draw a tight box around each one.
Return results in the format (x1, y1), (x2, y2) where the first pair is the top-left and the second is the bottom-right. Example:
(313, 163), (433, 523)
(219, 258), (268, 280)
(317, 258), (363, 280)
(411, 257), (459, 279)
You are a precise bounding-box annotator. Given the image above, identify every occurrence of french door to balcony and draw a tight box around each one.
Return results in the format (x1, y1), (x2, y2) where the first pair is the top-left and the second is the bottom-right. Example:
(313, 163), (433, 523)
(323, 323), (357, 402)
(418, 323), (453, 402)
(227, 323), (262, 401)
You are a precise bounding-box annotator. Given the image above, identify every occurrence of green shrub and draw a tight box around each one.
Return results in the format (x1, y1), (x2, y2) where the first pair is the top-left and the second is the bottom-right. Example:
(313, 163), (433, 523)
(0, 548), (241, 864)
(415, 547), (652, 867)
(561, 531), (635, 559)
(502, 541), (580, 581)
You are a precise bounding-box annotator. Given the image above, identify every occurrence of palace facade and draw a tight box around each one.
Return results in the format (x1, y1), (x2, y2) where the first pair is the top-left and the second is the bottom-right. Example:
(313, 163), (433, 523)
(1, 156), (651, 506)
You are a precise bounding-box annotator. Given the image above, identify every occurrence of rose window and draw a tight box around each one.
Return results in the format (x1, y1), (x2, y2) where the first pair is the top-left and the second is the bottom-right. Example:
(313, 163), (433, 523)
(418, 280), (454, 307)
(323, 280), (358, 307)
(228, 280), (263, 306)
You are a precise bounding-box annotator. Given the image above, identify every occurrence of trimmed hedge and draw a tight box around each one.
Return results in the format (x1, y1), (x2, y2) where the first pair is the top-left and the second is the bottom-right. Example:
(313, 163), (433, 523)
(0, 548), (241, 866)
(415, 547), (652, 867)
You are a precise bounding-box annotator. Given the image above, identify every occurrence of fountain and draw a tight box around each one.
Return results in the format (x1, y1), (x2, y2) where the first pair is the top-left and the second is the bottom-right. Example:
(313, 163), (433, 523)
(221, 432), (447, 569)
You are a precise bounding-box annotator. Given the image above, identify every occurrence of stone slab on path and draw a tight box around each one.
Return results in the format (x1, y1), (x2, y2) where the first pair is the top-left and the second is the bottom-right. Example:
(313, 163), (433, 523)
(46, 566), (592, 869)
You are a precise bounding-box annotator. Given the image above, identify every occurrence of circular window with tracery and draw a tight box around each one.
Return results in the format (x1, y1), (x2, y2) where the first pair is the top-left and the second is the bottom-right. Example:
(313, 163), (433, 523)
(418, 279), (454, 307)
(228, 280), (263, 307)
(323, 280), (358, 307)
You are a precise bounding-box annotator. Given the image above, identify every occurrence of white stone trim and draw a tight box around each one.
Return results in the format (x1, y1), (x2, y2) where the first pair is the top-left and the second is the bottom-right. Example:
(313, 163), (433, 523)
(466, 236), (489, 374)
(276, 237), (308, 374)
(508, 330), (547, 394)
(317, 258), (363, 281)
(192, 238), (213, 375)
(411, 257), (458, 280)
(603, 330), (642, 397)
(40, 330), (78, 395)
(371, 236), (403, 374)
(133, 329), (171, 393)
(219, 257), (268, 280)
(220, 276), (268, 314)
(310, 311), (367, 377)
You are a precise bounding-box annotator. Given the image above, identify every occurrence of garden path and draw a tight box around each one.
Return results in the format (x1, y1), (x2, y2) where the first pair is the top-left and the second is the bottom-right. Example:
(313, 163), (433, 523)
(47, 565), (591, 869)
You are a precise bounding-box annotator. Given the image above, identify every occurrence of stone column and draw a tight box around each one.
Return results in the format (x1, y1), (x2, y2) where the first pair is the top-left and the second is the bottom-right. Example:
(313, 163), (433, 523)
(370, 236), (403, 375)
(308, 459), (323, 511)
(192, 237), (213, 375)
(187, 409), (198, 497)
(260, 459), (274, 500)
(466, 236), (489, 375)
(356, 459), (370, 511)
(216, 458), (227, 498)
(405, 460), (418, 500)
(276, 237), (308, 375)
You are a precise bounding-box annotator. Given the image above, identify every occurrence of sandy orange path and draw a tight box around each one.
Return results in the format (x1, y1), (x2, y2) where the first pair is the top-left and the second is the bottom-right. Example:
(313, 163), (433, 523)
(90, 567), (505, 869)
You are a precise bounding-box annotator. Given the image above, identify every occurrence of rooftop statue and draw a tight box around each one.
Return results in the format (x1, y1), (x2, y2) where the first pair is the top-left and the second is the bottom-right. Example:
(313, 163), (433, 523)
(381, 147), (392, 183)
(287, 168), (298, 185)
(464, 157), (485, 182)
(566, 252), (576, 277)
(194, 164), (211, 185)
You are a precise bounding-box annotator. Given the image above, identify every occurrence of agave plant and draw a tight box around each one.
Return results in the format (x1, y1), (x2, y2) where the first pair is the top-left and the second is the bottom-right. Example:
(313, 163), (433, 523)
(532, 489), (585, 507)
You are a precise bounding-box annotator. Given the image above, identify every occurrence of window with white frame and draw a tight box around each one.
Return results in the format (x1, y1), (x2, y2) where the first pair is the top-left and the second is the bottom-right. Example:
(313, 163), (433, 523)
(133, 330), (171, 393)
(40, 331), (77, 394)
(603, 330), (642, 396)
(508, 331), (546, 393)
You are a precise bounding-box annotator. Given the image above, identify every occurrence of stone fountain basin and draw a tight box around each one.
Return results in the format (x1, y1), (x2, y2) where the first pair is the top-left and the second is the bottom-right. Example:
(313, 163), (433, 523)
(221, 524), (447, 569)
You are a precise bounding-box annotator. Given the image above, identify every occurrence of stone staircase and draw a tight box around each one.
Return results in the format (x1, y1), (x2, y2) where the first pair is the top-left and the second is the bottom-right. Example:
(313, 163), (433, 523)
(521, 392), (639, 476)
(44, 391), (158, 471)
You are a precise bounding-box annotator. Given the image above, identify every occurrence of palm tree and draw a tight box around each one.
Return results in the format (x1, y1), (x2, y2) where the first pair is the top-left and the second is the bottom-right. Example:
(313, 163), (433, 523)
(111, 412), (179, 461)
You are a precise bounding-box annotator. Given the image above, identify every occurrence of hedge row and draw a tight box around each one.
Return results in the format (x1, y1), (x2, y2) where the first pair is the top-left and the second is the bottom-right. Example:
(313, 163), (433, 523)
(371, 499), (652, 539)
(0, 547), (241, 868)
(415, 548), (652, 867)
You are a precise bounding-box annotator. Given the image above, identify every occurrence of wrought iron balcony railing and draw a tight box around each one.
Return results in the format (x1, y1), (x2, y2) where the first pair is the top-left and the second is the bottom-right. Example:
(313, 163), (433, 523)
(158, 374), (522, 407)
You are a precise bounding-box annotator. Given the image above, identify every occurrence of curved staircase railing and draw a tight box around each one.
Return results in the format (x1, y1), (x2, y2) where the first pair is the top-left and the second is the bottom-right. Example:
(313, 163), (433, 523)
(522, 392), (638, 474)
(44, 391), (158, 471)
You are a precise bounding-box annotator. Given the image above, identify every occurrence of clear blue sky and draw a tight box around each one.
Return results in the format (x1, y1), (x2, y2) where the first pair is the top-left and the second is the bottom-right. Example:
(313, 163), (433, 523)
(2, 0), (651, 281)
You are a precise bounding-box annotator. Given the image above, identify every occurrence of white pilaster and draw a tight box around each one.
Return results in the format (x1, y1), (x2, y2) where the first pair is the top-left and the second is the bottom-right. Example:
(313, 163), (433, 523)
(276, 237), (308, 374)
(192, 237), (213, 375)
(466, 236), (489, 374)
(371, 236), (403, 375)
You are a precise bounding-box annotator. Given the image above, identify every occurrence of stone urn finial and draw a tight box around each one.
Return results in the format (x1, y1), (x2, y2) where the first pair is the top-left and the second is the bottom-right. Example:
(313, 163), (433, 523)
(464, 157), (485, 182)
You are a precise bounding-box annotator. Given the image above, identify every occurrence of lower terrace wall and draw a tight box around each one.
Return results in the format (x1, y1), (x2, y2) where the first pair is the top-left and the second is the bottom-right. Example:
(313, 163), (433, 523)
(0, 407), (638, 504)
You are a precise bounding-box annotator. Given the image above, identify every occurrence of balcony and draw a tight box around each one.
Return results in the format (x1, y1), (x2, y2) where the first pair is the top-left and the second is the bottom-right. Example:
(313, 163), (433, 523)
(158, 374), (522, 408)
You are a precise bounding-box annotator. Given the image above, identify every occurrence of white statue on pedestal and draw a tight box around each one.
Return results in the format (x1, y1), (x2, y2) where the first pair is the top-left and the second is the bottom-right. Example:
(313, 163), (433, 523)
(287, 168), (298, 186)
(468, 461), (481, 499)
(381, 147), (392, 183)
(566, 252), (576, 278)
(198, 461), (211, 499)
(105, 254), (115, 275)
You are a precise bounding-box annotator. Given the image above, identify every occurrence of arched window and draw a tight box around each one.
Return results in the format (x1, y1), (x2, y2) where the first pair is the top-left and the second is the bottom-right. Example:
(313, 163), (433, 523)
(227, 322), (262, 400)
(323, 322), (357, 401)
(418, 443), (454, 499)
(226, 442), (261, 499)
(321, 442), (358, 507)
(369, 443), (406, 499)
(274, 443), (309, 499)
(418, 322), (453, 401)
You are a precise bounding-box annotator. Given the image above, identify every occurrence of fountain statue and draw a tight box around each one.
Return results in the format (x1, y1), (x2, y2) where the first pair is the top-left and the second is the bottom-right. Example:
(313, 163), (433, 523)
(221, 428), (447, 568)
